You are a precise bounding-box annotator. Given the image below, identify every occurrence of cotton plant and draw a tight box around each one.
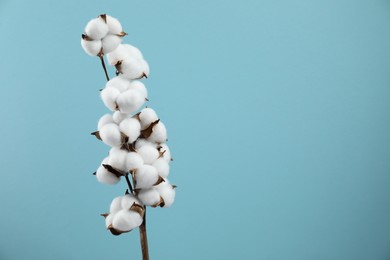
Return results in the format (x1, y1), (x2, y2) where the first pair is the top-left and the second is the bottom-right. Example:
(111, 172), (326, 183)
(81, 14), (176, 260)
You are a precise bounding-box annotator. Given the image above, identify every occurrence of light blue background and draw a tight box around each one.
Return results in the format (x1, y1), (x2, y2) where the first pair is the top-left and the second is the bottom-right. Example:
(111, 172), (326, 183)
(1, 0), (390, 259)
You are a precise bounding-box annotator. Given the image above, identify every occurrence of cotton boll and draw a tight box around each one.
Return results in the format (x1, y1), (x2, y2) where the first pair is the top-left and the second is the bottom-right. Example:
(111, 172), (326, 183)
(96, 157), (120, 184)
(100, 87), (120, 111)
(152, 158), (170, 178)
(85, 17), (109, 40)
(107, 45), (128, 65)
(141, 59), (150, 78)
(98, 114), (114, 131)
(119, 118), (141, 143)
(156, 181), (176, 208)
(106, 15), (123, 35)
(134, 165), (159, 189)
(126, 152), (144, 171)
(112, 210), (143, 232)
(102, 34), (122, 54)
(148, 121), (167, 143)
(139, 108), (158, 130)
(123, 44), (144, 60)
(113, 111), (130, 124)
(159, 143), (172, 162)
(137, 188), (161, 206)
(121, 194), (142, 210)
(110, 196), (123, 213)
(129, 81), (148, 100)
(108, 147), (128, 171)
(100, 123), (122, 147)
(105, 213), (115, 228)
(119, 58), (145, 80)
(81, 39), (102, 56)
(106, 76), (130, 93)
(137, 145), (159, 164)
(135, 138), (158, 150)
(116, 89), (145, 113)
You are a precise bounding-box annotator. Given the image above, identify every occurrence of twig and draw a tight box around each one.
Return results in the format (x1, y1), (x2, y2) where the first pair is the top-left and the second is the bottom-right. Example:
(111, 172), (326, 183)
(99, 54), (110, 81)
(125, 174), (134, 194)
(139, 206), (149, 260)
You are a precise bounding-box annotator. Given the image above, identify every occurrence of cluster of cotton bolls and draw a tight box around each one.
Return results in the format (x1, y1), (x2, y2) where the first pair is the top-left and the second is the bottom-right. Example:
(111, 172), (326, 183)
(81, 14), (126, 56)
(83, 14), (176, 236)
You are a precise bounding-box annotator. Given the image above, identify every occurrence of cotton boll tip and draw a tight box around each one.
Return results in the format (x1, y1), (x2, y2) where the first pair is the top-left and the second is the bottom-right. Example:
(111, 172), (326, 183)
(99, 123), (122, 147)
(137, 188), (161, 206)
(102, 35), (122, 54)
(119, 118), (141, 143)
(96, 160), (121, 185)
(116, 89), (145, 114)
(112, 210), (143, 232)
(85, 17), (109, 40)
(137, 145), (160, 165)
(147, 121), (167, 144)
(105, 15), (124, 35)
(139, 108), (158, 130)
(134, 165), (159, 189)
(81, 38), (102, 56)
(100, 87), (120, 111)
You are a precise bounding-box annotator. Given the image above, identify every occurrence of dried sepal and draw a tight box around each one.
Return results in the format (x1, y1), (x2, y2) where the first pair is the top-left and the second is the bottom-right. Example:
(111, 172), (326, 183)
(81, 34), (93, 41)
(151, 197), (165, 208)
(141, 119), (160, 139)
(99, 14), (107, 23)
(91, 131), (102, 140)
(107, 224), (130, 236)
(154, 176), (165, 186)
(100, 213), (109, 218)
(102, 164), (125, 178)
(129, 202), (145, 217)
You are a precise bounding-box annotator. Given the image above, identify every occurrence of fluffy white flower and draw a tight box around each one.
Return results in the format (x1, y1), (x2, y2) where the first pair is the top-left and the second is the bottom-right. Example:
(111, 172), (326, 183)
(152, 158), (170, 179)
(156, 181), (176, 208)
(121, 194), (142, 210)
(135, 138), (158, 149)
(108, 147), (128, 172)
(106, 44), (128, 66)
(129, 81), (148, 100)
(112, 210), (143, 232)
(109, 196), (123, 213)
(126, 152), (144, 171)
(113, 111), (130, 124)
(106, 15), (122, 35)
(123, 44), (144, 60)
(99, 123), (122, 147)
(96, 157), (120, 185)
(85, 17), (109, 40)
(148, 121), (167, 143)
(118, 57), (147, 80)
(97, 114), (114, 131)
(106, 75), (131, 92)
(102, 35), (122, 53)
(81, 14), (125, 56)
(139, 108), (158, 130)
(134, 165), (159, 189)
(137, 188), (161, 206)
(116, 89), (145, 113)
(159, 143), (172, 162)
(81, 38), (102, 56)
(119, 118), (141, 143)
(137, 145), (159, 164)
(100, 87), (120, 111)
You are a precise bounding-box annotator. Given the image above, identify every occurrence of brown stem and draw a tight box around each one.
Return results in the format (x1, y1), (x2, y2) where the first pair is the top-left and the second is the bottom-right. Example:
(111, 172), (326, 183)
(125, 174), (134, 194)
(99, 55), (110, 81)
(139, 207), (150, 260)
